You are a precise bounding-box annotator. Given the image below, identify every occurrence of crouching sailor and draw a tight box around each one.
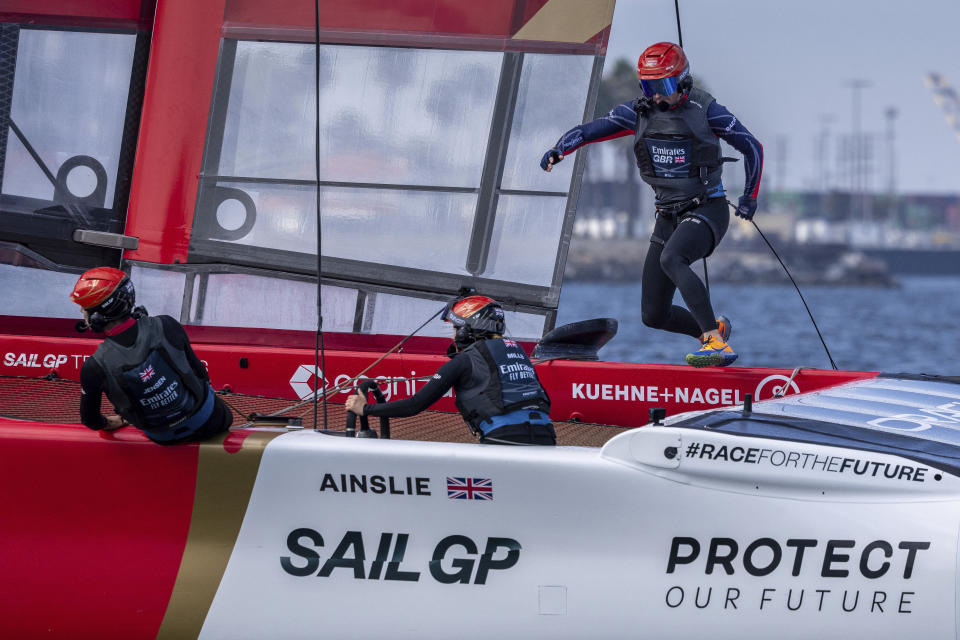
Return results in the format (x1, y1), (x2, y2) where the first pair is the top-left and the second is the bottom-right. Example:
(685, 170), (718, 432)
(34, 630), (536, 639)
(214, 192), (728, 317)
(346, 295), (556, 445)
(69, 267), (233, 444)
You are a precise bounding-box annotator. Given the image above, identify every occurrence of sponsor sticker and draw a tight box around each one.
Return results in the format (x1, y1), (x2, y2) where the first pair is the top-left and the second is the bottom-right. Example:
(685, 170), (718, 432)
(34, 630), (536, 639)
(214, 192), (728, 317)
(571, 383), (744, 405)
(682, 442), (932, 483)
(3, 352), (73, 369)
(569, 376), (804, 407)
(662, 535), (930, 615)
(281, 529), (520, 584)
(289, 364), (327, 400)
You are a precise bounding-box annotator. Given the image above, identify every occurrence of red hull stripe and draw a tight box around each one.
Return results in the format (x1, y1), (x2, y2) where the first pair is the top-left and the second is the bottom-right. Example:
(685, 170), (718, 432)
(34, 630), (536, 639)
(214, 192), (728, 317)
(0, 332), (878, 428)
(0, 419), (280, 639)
(0, 420), (197, 638)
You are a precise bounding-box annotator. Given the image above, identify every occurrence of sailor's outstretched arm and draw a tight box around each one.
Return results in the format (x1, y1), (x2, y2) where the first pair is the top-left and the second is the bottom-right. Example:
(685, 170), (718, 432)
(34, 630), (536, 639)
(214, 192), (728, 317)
(352, 355), (470, 419)
(540, 101), (638, 171)
(79, 358), (119, 430)
(708, 101), (763, 218)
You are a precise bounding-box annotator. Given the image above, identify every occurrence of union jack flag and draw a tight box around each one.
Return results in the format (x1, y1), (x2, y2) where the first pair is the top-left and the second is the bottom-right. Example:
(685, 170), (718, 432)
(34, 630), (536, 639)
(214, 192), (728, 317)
(503, 338), (518, 348)
(675, 156), (686, 163)
(139, 365), (155, 382)
(447, 477), (493, 500)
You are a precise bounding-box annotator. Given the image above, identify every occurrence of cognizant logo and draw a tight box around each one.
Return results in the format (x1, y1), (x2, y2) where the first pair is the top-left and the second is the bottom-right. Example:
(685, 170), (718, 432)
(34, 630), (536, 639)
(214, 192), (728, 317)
(290, 364), (327, 400)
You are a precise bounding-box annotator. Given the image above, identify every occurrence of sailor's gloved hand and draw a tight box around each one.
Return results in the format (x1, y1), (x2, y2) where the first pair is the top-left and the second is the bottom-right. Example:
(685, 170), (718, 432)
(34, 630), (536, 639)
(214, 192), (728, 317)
(103, 415), (127, 431)
(735, 195), (757, 221)
(540, 148), (564, 172)
(345, 393), (366, 416)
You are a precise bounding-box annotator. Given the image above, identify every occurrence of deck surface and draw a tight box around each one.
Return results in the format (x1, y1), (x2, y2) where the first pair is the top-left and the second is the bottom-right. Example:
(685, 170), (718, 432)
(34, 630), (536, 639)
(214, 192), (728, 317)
(0, 375), (631, 447)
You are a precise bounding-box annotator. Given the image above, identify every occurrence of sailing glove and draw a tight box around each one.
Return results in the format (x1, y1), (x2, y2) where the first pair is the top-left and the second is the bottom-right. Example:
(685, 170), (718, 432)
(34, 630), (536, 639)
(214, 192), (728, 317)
(735, 195), (757, 221)
(540, 149), (563, 171)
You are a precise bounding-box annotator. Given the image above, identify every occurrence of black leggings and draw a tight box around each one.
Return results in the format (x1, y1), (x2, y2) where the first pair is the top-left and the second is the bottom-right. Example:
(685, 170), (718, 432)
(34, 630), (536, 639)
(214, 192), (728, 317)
(641, 197), (729, 338)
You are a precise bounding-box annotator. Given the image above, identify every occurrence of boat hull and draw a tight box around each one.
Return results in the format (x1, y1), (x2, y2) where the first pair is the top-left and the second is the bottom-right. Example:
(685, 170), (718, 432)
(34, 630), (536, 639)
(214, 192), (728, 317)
(2, 409), (959, 639)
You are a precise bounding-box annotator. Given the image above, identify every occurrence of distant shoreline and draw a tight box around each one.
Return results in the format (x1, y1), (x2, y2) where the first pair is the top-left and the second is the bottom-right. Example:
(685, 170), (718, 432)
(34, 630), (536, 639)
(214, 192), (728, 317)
(562, 237), (927, 286)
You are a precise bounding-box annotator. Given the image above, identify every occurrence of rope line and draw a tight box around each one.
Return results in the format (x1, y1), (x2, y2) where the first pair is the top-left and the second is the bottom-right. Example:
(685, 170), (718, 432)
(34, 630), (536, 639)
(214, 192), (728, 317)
(727, 201), (838, 370)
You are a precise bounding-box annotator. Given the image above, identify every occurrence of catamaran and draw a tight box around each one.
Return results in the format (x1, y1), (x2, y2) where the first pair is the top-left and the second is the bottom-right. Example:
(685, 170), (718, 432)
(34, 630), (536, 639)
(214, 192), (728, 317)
(1, 0), (958, 638)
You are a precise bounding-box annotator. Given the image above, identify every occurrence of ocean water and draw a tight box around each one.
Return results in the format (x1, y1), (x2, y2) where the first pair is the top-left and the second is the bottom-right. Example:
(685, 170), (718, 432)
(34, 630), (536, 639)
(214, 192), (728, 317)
(555, 276), (960, 376)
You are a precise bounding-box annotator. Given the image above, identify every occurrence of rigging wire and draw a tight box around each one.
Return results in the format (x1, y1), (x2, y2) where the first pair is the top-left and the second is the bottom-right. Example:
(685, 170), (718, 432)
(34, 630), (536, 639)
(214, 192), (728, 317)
(727, 202), (839, 370)
(702, 255), (709, 298)
(673, 0), (684, 47)
(313, 0), (328, 429)
(223, 305), (447, 421)
(294, 306), (446, 417)
(208, 301), (582, 425)
(223, 351), (594, 427)
(672, 2), (712, 302)
(674, 1), (833, 369)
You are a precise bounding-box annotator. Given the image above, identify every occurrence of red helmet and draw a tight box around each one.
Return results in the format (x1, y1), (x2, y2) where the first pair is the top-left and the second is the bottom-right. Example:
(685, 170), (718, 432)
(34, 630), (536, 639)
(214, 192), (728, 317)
(70, 267), (136, 331)
(636, 42), (690, 98)
(442, 295), (505, 346)
(70, 267), (128, 308)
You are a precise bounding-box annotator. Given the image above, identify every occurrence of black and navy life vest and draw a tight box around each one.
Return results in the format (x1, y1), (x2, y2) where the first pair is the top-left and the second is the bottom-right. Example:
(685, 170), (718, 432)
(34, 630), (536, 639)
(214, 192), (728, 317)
(453, 338), (551, 434)
(91, 316), (212, 442)
(633, 86), (723, 205)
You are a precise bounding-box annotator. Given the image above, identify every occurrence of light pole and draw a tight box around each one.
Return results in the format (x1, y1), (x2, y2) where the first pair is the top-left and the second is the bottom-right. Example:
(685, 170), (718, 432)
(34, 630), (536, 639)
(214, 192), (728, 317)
(845, 79), (871, 227)
(884, 106), (898, 225)
(817, 114), (834, 192)
(817, 114), (834, 218)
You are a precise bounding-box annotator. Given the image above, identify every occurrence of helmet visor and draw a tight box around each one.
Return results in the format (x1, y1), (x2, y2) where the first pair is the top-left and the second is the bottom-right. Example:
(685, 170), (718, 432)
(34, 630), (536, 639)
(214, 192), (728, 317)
(640, 75), (680, 98)
(441, 299), (460, 325)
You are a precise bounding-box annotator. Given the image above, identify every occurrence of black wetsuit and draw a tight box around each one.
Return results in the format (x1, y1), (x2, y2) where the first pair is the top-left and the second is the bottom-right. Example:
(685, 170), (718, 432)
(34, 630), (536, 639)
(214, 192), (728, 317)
(644, 196), (730, 336)
(550, 96), (763, 337)
(363, 347), (556, 445)
(80, 315), (232, 443)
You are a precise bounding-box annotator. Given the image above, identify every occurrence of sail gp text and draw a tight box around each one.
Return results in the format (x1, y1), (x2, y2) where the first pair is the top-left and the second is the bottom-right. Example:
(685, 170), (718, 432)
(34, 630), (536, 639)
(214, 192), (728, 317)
(3, 352), (75, 369)
(571, 382), (742, 405)
(664, 536), (929, 615)
(282, 529), (520, 585)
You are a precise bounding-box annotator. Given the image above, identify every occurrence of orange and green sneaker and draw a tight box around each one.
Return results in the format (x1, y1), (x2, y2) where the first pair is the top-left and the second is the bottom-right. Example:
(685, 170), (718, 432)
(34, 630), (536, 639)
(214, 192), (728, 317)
(685, 334), (738, 368)
(716, 315), (731, 342)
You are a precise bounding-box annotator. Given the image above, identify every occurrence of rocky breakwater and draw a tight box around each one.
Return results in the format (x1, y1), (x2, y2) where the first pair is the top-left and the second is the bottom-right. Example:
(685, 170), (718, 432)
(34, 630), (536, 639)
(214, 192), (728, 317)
(564, 238), (897, 287)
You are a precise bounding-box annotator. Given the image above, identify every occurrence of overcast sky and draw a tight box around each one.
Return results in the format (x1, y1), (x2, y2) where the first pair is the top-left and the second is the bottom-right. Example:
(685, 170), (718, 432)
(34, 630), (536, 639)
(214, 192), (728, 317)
(603, 0), (960, 195)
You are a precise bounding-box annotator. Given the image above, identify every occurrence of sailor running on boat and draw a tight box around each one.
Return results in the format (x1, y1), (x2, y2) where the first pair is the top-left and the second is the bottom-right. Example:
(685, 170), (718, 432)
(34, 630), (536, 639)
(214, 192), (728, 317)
(347, 296), (556, 445)
(70, 267), (233, 444)
(541, 42), (764, 367)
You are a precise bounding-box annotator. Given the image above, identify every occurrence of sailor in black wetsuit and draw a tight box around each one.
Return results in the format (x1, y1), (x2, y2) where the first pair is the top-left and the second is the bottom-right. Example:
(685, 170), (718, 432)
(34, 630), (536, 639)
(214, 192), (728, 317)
(346, 296), (556, 445)
(70, 267), (232, 444)
(541, 42), (764, 368)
